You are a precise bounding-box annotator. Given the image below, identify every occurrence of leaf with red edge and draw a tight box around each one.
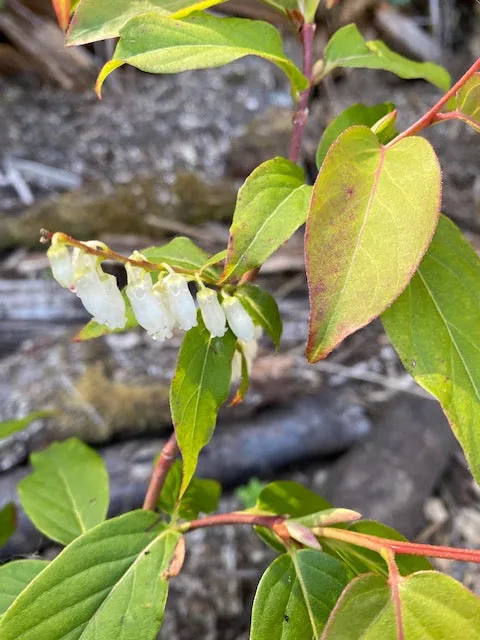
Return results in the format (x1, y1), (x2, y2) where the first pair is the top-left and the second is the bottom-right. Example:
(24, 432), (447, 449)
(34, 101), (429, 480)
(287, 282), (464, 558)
(305, 125), (441, 362)
(52, 0), (71, 31)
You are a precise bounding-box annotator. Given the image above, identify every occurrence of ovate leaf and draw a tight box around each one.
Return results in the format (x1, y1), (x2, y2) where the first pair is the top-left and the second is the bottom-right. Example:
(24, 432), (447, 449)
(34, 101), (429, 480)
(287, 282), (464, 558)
(0, 512), (180, 640)
(322, 572), (480, 640)
(235, 284), (282, 348)
(96, 13), (308, 97)
(142, 236), (220, 281)
(316, 102), (397, 168)
(306, 125), (441, 362)
(0, 504), (16, 549)
(0, 410), (53, 440)
(67, 0), (228, 45)
(456, 72), (480, 133)
(221, 158), (311, 282)
(322, 24), (450, 91)
(157, 459), (221, 520)
(383, 215), (480, 483)
(0, 560), (48, 617)
(18, 438), (109, 545)
(171, 317), (236, 496)
(251, 550), (347, 639)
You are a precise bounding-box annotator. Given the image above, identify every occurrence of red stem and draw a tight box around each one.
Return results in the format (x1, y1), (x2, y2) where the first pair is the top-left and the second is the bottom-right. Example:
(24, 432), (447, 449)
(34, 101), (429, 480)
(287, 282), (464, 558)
(143, 433), (180, 511)
(317, 527), (480, 564)
(289, 22), (316, 164)
(186, 513), (283, 531)
(387, 57), (480, 146)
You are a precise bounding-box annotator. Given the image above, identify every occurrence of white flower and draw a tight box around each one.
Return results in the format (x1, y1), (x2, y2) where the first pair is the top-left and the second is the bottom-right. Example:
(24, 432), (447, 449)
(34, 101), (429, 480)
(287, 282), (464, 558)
(222, 295), (255, 341)
(197, 288), (226, 337)
(47, 234), (75, 290)
(73, 247), (126, 329)
(231, 327), (262, 383)
(125, 259), (172, 341)
(164, 273), (197, 331)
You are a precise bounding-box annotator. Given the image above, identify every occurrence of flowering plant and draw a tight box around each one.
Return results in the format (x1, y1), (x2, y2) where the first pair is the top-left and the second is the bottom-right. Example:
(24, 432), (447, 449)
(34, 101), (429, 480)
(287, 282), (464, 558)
(1, 1), (480, 639)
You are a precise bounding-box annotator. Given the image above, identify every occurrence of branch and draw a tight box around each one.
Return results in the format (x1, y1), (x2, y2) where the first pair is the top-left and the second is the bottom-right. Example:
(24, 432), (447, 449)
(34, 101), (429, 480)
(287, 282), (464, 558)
(184, 512), (284, 532)
(387, 57), (480, 146)
(316, 526), (480, 564)
(142, 432), (180, 511)
(289, 22), (316, 164)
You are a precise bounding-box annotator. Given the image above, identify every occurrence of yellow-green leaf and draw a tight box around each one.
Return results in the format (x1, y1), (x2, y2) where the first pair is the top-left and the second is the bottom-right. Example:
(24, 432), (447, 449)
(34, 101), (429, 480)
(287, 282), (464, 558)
(170, 316), (236, 496)
(322, 24), (450, 91)
(456, 72), (480, 133)
(221, 157), (311, 282)
(322, 572), (480, 639)
(383, 215), (480, 483)
(0, 560), (48, 617)
(96, 13), (308, 97)
(67, 0), (228, 45)
(306, 125), (441, 362)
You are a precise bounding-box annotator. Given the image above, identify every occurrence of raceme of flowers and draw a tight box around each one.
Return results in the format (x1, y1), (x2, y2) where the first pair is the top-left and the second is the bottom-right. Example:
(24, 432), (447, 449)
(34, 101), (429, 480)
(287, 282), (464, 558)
(47, 235), (257, 345)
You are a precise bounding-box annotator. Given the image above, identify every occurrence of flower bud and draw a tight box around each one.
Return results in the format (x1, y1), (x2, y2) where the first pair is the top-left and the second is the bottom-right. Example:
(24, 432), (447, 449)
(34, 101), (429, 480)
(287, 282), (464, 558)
(126, 261), (172, 340)
(222, 295), (255, 341)
(197, 288), (226, 337)
(47, 234), (75, 290)
(164, 273), (197, 331)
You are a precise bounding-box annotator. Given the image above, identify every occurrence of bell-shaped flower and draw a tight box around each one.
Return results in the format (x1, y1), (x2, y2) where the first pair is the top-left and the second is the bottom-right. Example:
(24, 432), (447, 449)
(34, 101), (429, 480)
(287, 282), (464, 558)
(164, 273), (197, 331)
(73, 248), (126, 330)
(47, 234), (75, 291)
(222, 295), (255, 341)
(197, 287), (226, 337)
(125, 260), (172, 341)
(231, 327), (262, 382)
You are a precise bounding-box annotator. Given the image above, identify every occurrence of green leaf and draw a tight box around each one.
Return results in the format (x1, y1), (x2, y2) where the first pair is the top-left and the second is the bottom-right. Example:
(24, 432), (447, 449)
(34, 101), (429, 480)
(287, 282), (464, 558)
(235, 478), (265, 509)
(322, 571), (480, 639)
(235, 284), (282, 348)
(258, 0), (297, 14)
(253, 481), (332, 552)
(382, 215), (480, 483)
(0, 504), (16, 549)
(301, 0), (321, 22)
(316, 102), (397, 168)
(305, 125), (441, 362)
(96, 13), (308, 97)
(322, 24), (450, 91)
(142, 236), (220, 281)
(0, 511), (181, 640)
(456, 72), (480, 133)
(18, 438), (109, 545)
(256, 481), (332, 517)
(0, 410), (53, 440)
(321, 520), (431, 578)
(251, 550), (347, 639)
(157, 459), (221, 519)
(0, 560), (48, 617)
(67, 0), (228, 45)
(221, 158), (311, 282)
(171, 316), (236, 496)
(73, 291), (138, 341)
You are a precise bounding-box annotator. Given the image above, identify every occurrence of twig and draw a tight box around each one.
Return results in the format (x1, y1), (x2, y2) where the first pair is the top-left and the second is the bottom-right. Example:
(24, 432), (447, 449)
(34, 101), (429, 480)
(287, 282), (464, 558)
(142, 432), (180, 511)
(387, 57), (480, 146)
(289, 22), (316, 164)
(184, 512), (283, 532)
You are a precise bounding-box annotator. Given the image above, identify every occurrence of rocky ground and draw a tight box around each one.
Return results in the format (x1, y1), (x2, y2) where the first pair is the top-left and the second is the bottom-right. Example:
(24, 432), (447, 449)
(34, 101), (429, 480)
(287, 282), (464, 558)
(0, 20), (480, 639)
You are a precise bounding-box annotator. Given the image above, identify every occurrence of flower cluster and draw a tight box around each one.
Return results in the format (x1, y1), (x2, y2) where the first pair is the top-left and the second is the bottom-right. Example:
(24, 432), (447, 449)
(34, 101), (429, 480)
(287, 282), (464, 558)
(47, 235), (257, 345)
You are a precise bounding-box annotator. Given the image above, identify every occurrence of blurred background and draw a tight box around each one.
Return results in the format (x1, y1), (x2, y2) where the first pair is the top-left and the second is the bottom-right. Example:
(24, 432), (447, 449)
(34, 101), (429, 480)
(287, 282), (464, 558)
(0, 1), (479, 637)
